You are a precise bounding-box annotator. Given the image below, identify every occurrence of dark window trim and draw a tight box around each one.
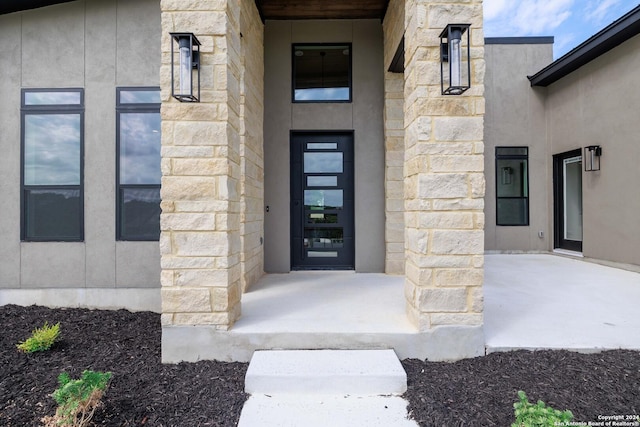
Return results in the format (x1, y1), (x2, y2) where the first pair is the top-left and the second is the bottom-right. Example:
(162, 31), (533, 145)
(495, 146), (530, 227)
(291, 43), (353, 104)
(21, 87), (84, 108)
(20, 88), (84, 242)
(116, 87), (161, 241)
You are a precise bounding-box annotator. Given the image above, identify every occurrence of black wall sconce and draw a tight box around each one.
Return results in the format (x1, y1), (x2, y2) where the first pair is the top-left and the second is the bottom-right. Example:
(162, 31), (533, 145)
(440, 24), (471, 95)
(170, 32), (201, 102)
(584, 145), (602, 171)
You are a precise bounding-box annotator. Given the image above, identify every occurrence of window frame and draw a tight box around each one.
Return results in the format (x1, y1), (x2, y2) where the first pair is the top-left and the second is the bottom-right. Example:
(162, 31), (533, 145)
(115, 87), (161, 241)
(495, 146), (530, 227)
(20, 88), (85, 242)
(291, 43), (353, 104)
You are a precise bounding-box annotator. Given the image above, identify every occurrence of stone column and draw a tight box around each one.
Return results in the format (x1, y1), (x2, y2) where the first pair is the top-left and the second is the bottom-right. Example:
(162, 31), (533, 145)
(383, 0), (406, 275)
(403, 1), (485, 331)
(160, 0), (243, 330)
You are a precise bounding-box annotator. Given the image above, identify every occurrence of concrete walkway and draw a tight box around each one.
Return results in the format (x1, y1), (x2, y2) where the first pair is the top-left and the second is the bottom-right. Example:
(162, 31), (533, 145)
(236, 254), (640, 425)
(484, 253), (640, 352)
(238, 349), (418, 427)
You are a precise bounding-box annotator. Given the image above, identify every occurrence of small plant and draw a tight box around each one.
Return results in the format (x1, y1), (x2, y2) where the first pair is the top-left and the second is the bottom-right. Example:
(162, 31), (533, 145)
(16, 321), (61, 353)
(42, 370), (112, 427)
(512, 390), (573, 427)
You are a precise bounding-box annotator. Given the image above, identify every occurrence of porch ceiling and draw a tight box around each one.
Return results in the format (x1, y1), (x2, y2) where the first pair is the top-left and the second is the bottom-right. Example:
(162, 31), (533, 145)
(254, 0), (390, 20)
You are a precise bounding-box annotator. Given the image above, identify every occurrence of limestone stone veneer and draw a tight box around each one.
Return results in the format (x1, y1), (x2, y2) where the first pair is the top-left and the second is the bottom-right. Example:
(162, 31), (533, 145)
(159, 0), (485, 362)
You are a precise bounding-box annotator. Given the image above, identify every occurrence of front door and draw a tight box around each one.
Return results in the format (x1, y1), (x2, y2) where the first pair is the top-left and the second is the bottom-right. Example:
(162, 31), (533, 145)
(553, 149), (583, 252)
(291, 132), (354, 269)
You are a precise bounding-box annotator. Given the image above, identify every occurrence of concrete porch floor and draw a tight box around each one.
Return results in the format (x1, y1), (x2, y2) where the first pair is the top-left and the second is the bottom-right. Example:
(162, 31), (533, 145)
(484, 253), (640, 353)
(236, 254), (640, 355)
(162, 254), (640, 362)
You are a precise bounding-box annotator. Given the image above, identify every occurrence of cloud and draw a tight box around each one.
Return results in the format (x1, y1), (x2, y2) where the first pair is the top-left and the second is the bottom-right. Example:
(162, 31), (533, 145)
(512, 0), (574, 34)
(584, 0), (621, 26)
(483, 0), (509, 21)
(484, 0), (574, 36)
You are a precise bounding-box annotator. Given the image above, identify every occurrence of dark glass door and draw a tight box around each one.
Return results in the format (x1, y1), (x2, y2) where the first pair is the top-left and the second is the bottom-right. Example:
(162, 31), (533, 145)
(291, 132), (354, 269)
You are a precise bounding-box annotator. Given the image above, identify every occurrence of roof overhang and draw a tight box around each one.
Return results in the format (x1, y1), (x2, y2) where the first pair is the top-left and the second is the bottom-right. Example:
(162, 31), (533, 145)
(528, 5), (640, 87)
(0, 0), (75, 15)
(254, 0), (390, 21)
(2, 0), (391, 22)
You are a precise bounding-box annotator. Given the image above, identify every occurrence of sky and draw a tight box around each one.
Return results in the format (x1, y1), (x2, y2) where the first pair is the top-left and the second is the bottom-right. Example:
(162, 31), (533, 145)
(484, 0), (640, 58)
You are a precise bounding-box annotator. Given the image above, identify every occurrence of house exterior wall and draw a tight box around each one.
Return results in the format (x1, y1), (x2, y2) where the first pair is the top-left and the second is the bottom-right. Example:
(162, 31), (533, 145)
(484, 39), (552, 252)
(263, 19), (386, 273)
(546, 34), (640, 267)
(382, 0), (406, 275)
(0, 0), (161, 300)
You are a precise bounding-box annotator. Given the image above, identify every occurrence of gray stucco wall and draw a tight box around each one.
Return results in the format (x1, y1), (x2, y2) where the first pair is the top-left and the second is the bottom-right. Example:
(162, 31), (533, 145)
(263, 20), (386, 273)
(0, 0), (161, 290)
(484, 40), (553, 252)
(546, 35), (640, 266)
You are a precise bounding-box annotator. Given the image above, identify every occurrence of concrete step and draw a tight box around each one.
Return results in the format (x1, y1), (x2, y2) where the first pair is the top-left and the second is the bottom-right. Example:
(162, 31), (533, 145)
(244, 349), (407, 395)
(238, 395), (419, 427)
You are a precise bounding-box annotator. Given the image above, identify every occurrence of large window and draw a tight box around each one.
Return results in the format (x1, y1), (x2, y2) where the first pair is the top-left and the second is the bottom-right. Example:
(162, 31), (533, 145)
(292, 44), (352, 103)
(21, 89), (84, 241)
(116, 88), (161, 240)
(496, 147), (529, 226)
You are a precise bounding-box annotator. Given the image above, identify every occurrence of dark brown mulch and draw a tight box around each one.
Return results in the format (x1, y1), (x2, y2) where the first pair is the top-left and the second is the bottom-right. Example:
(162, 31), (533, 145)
(1, 305), (639, 427)
(403, 350), (640, 426)
(0, 305), (247, 427)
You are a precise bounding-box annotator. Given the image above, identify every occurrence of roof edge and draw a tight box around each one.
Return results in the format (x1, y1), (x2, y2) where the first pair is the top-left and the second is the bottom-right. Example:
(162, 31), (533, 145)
(485, 36), (554, 45)
(528, 5), (640, 87)
(0, 0), (76, 15)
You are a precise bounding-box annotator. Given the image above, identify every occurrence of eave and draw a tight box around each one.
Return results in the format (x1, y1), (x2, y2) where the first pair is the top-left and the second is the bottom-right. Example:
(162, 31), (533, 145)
(528, 5), (640, 87)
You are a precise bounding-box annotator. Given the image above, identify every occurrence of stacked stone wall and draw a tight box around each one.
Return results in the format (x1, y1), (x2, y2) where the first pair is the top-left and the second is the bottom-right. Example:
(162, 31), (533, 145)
(160, 0), (244, 329)
(402, 0), (485, 330)
(383, 0), (406, 275)
(239, 0), (265, 291)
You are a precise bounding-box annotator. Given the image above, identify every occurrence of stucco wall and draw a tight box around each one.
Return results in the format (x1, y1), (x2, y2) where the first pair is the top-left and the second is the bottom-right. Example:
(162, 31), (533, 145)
(484, 39), (552, 252)
(263, 20), (386, 273)
(0, 0), (161, 290)
(546, 35), (640, 266)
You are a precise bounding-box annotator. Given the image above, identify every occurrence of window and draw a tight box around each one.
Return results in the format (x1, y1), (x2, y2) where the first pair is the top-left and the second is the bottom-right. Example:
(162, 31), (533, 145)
(21, 89), (84, 241)
(496, 147), (529, 226)
(116, 88), (161, 240)
(292, 44), (351, 102)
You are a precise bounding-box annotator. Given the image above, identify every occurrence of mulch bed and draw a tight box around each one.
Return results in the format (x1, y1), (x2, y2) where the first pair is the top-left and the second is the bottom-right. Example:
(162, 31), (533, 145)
(1, 304), (639, 426)
(403, 350), (640, 426)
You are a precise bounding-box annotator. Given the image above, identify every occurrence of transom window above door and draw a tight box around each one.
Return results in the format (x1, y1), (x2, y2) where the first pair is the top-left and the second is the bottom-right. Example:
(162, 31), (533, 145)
(292, 44), (352, 103)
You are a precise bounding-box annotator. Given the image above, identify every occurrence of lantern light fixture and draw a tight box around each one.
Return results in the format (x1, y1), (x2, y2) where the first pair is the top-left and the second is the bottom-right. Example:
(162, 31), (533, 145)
(584, 145), (602, 171)
(440, 24), (471, 95)
(170, 32), (201, 102)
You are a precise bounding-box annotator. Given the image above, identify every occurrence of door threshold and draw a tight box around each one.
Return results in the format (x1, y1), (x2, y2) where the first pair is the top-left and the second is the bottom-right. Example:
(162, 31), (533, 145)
(553, 248), (584, 258)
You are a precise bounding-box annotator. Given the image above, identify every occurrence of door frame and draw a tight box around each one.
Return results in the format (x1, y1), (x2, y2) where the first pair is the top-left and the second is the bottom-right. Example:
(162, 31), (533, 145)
(290, 130), (355, 270)
(553, 149), (583, 252)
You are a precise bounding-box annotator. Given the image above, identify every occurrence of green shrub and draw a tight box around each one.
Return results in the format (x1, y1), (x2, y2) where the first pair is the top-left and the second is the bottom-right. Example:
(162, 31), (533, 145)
(16, 321), (60, 353)
(512, 390), (573, 427)
(42, 370), (112, 427)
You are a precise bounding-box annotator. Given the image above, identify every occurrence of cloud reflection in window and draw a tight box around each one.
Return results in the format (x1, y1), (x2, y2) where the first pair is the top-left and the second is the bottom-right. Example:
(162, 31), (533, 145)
(24, 114), (81, 185)
(119, 113), (161, 185)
